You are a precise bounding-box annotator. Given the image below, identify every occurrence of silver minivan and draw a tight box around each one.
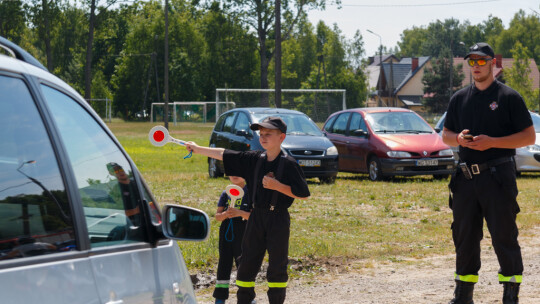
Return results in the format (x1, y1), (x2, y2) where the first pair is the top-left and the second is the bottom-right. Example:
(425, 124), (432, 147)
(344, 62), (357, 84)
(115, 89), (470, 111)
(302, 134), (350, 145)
(0, 36), (209, 303)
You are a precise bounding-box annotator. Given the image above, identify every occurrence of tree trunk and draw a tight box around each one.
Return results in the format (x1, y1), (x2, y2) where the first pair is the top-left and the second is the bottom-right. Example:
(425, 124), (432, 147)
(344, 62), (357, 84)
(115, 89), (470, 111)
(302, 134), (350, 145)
(259, 35), (270, 107)
(274, 0), (281, 108)
(84, 0), (96, 100)
(42, 0), (53, 71)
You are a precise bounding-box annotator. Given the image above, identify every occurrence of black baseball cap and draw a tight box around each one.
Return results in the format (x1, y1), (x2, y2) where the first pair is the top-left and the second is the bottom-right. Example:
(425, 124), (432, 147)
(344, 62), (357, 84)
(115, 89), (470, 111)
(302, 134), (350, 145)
(464, 42), (495, 59)
(250, 116), (287, 133)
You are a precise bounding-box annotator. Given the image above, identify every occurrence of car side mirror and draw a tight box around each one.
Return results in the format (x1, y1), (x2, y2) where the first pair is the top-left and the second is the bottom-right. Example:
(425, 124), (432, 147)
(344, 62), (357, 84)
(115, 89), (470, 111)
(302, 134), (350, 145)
(352, 129), (368, 137)
(434, 127), (441, 133)
(162, 205), (210, 241)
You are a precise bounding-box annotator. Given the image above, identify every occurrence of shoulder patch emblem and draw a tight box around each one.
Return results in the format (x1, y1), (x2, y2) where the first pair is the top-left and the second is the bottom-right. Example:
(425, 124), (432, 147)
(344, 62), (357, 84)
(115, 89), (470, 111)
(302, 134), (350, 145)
(489, 101), (498, 111)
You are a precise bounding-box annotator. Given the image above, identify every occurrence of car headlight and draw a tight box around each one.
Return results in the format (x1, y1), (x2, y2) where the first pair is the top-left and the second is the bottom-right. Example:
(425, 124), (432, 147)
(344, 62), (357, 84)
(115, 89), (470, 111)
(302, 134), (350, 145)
(326, 146), (338, 156)
(438, 149), (454, 156)
(526, 144), (540, 152)
(386, 151), (412, 158)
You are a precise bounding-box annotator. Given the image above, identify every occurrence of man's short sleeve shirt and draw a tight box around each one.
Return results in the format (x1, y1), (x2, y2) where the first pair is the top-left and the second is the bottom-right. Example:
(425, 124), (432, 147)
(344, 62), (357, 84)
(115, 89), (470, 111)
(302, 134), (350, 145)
(444, 80), (533, 163)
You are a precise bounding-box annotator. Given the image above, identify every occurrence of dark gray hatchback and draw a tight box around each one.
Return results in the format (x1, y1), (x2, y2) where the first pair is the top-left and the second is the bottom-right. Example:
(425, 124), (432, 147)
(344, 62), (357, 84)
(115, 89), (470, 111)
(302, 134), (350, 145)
(208, 108), (339, 183)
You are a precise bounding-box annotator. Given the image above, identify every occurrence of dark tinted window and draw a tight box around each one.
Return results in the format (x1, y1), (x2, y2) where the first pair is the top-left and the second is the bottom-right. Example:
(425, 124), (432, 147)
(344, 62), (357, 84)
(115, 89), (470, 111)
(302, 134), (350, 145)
(222, 112), (236, 133)
(0, 76), (74, 260)
(41, 85), (145, 248)
(323, 115), (338, 132)
(233, 112), (251, 134)
(331, 113), (351, 135)
(214, 113), (227, 132)
(349, 113), (367, 134)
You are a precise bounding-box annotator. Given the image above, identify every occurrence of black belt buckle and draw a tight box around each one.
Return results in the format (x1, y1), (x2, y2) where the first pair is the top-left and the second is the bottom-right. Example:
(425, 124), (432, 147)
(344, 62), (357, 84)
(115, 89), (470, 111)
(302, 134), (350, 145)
(471, 164), (480, 175)
(459, 162), (473, 180)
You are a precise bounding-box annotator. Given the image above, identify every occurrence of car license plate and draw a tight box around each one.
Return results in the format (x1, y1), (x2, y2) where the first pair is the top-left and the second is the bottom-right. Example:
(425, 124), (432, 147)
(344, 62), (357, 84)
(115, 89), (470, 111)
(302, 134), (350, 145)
(416, 159), (438, 166)
(298, 159), (321, 167)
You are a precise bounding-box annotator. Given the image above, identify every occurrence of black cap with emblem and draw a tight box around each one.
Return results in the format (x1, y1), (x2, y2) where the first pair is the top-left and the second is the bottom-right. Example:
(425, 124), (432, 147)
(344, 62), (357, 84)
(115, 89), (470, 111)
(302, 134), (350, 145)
(464, 42), (495, 59)
(250, 116), (287, 133)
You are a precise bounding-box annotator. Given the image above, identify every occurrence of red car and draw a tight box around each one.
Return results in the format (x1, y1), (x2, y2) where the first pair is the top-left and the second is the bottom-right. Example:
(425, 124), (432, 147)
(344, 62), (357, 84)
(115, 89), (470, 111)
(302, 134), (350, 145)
(322, 107), (456, 181)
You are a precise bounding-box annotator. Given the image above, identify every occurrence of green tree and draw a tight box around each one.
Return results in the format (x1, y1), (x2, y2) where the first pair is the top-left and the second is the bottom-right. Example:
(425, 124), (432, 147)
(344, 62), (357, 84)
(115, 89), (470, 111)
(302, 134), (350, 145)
(493, 10), (540, 66)
(397, 26), (428, 57)
(0, 0), (27, 44)
(504, 41), (540, 111)
(422, 49), (465, 113)
(225, 0), (334, 107)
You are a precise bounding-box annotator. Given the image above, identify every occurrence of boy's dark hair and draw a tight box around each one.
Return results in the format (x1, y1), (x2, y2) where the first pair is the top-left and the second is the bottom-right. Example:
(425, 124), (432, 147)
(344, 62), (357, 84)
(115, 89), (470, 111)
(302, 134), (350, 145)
(250, 116), (287, 133)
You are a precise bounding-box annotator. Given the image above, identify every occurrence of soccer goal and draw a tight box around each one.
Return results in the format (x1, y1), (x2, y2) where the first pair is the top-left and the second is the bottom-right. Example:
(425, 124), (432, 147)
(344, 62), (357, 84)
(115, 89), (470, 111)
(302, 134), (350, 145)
(215, 88), (346, 123)
(86, 98), (112, 123)
(151, 101), (236, 125)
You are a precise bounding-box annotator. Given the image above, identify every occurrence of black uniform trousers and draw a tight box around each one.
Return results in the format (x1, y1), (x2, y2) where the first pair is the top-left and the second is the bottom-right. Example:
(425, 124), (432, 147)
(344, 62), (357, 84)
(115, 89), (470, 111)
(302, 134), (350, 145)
(449, 161), (523, 280)
(236, 208), (290, 304)
(214, 217), (247, 300)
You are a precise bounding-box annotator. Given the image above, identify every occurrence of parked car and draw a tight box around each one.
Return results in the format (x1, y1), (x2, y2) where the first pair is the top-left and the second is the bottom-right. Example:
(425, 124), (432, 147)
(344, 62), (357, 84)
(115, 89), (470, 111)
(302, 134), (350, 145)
(0, 36), (209, 303)
(209, 108), (339, 183)
(322, 108), (456, 181)
(435, 111), (540, 174)
(434, 112), (460, 161)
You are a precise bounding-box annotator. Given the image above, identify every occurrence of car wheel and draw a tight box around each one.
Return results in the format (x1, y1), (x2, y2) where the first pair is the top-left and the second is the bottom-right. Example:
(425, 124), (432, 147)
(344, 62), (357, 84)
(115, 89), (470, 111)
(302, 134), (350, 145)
(319, 176), (336, 184)
(208, 157), (224, 178)
(433, 174), (449, 180)
(368, 157), (384, 181)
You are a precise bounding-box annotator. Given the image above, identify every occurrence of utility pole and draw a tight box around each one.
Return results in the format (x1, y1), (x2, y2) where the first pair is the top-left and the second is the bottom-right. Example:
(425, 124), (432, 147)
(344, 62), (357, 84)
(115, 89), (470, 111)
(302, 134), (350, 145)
(164, 0), (169, 129)
(275, 0), (282, 108)
(367, 30), (383, 106)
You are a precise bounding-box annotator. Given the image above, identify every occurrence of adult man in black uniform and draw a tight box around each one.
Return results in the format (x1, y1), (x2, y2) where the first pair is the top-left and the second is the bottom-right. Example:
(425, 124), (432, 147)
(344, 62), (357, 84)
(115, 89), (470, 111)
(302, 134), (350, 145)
(442, 42), (536, 304)
(186, 117), (310, 304)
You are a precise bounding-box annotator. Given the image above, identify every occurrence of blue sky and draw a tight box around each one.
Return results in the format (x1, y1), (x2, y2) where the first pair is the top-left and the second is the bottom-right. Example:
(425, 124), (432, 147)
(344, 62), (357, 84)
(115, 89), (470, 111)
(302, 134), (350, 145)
(307, 0), (539, 58)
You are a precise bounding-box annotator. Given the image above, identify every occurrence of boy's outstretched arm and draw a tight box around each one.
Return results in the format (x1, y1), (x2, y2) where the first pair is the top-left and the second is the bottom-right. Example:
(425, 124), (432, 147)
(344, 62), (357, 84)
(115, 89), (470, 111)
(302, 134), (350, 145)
(185, 142), (224, 160)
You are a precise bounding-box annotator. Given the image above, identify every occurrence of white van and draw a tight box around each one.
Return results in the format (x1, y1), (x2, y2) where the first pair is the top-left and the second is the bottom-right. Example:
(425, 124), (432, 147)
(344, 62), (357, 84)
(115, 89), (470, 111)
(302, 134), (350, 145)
(0, 36), (208, 303)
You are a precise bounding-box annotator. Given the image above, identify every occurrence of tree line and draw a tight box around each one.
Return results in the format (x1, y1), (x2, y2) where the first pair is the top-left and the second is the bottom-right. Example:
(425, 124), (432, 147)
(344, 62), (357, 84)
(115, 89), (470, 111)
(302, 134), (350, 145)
(1, 0), (538, 118)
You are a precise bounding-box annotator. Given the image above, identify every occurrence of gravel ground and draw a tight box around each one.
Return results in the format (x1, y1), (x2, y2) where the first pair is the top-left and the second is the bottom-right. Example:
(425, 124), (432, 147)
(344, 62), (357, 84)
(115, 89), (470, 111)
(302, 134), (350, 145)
(196, 227), (540, 304)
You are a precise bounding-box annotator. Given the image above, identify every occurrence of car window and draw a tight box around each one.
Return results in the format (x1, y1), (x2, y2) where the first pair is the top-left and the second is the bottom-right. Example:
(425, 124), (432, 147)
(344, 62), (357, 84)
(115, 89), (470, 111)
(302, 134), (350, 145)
(40, 85), (145, 248)
(323, 115), (338, 132)
(214, 113), (227, 132)
(435, 113), (446, 131)
(0, 76), (75, 260)
(348, 113), (367, 134)
(222, 112), (237, 133)
(331, 112), (351, 135)
(252, 114), (323, 136)
(365, 112), (432, 134)
(233, 112), (251, 134)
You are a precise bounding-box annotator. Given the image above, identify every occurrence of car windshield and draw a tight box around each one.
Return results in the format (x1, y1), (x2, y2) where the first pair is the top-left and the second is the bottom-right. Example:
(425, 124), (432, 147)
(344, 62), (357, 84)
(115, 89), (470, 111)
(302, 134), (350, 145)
(252, 113), (323, 136)
(531, 112), (540, 133)
(365, 112), (433, 134)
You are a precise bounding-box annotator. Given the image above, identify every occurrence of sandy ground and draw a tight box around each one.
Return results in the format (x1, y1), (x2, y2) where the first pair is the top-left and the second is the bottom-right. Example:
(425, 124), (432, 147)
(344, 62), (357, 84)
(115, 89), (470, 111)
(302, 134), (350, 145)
(195, 226), (540, 304)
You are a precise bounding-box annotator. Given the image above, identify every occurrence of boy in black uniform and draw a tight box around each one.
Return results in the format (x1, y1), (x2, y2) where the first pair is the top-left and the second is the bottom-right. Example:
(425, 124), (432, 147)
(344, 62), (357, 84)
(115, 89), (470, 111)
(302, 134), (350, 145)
(214, 176), (252, 304)
(442, 42), (536, 304)
(186, 116), (310, 304)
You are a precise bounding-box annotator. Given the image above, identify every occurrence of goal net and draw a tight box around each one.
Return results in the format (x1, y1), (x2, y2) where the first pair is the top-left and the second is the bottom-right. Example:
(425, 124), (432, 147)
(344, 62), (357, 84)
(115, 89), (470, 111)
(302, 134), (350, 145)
(151, 101), (236, 125)
(215, 89), (346, 123)
(86, 98), (112, 123)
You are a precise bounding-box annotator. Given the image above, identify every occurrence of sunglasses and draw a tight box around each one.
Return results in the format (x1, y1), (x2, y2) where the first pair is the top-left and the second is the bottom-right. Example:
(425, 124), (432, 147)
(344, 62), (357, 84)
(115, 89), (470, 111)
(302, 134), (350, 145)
(467, 58), (492, 67)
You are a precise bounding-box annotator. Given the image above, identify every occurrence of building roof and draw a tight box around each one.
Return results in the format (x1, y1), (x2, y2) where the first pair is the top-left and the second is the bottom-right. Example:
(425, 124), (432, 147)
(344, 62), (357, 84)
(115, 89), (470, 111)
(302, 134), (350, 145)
(369, 54), (399, 66)
(381, 56), (431, 94)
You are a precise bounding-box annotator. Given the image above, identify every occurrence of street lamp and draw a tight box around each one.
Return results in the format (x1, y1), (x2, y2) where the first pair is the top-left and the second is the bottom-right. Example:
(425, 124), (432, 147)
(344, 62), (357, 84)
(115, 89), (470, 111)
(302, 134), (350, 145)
(367, 29), (383, 106)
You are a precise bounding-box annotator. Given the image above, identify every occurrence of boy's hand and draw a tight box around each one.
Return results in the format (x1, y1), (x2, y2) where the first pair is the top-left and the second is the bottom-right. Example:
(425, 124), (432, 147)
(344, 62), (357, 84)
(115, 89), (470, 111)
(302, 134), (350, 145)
(185, 141), (199, 153)
(263, 174), (280, 190)
(225, 208), (242, 218)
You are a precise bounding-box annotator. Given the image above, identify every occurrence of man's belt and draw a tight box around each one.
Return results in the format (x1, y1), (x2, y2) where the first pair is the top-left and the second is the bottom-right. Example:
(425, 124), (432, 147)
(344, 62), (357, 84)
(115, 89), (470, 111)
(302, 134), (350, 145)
(467, 156), (513, 175)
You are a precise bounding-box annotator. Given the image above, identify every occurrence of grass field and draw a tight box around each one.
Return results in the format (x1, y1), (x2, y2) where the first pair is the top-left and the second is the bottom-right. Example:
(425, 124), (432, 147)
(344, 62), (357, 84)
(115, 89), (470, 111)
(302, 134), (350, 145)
(108, 121), (540, 275)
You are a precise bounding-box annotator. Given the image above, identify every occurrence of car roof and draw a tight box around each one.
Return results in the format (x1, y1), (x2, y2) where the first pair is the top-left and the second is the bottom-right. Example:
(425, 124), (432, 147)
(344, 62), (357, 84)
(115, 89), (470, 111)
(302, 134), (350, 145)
(332, 107), (413, 117)
(223, 107), (306, 116)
